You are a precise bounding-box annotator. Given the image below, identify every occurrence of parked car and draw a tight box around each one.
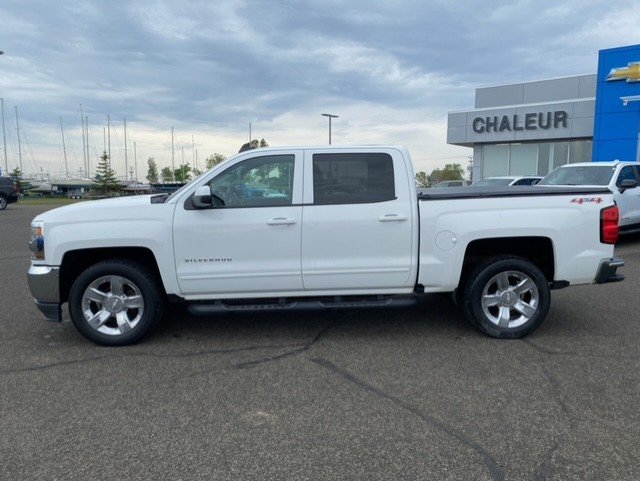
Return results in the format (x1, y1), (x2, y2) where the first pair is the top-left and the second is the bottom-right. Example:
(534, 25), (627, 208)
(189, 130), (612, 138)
(538, 161), (640, 233)
(473, 176), (543, 187)
(28, 145), (623, 345)
(0, 176), (19, 210)
(432, 180), (471, 188)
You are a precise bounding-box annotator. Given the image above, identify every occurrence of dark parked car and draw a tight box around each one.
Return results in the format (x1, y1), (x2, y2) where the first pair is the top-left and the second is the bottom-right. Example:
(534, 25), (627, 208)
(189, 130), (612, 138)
(0, 176), (19, 210)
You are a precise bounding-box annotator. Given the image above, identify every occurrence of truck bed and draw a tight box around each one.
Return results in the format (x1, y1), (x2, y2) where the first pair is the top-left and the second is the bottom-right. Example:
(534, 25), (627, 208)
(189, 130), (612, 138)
(418, 185), (612, 200)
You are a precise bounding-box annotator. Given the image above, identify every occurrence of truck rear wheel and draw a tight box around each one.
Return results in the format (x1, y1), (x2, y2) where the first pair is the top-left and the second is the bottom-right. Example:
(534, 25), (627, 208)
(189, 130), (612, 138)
(461, 256), (550, 339)
(68, 259), (164, 346)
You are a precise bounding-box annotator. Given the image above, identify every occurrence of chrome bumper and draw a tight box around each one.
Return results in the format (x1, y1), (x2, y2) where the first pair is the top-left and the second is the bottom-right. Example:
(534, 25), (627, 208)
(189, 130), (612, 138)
(27, 265), (62, 322)
(594, 257), (625, 284)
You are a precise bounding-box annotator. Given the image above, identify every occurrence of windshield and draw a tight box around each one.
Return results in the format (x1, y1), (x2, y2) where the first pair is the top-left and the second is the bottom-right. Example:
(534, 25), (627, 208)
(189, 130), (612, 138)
(538, 166), (615, 186)
(473, 178), (514, 186)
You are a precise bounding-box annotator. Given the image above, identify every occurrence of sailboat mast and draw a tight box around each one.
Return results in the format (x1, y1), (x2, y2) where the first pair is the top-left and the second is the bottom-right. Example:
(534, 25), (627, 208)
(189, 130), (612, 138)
(15, 106), (22, 172)
(192, 135), (195, 170)
(60, 117), (69, 178)
(171, 126), (175, 181)
(1, 98), (7, 175)
(133, 140), (138, 181)
(124, 116), (128, 181)
(80, 104), (86, 175)
(107, 115), (111, 165)
(85, 116), (89, 177)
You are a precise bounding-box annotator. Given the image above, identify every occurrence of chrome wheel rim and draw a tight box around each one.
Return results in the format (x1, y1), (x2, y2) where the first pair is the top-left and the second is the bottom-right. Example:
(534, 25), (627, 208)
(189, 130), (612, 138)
(0, 197), (6, 209)
(481, 270), (539, 329)
(81, 275), (144, 336)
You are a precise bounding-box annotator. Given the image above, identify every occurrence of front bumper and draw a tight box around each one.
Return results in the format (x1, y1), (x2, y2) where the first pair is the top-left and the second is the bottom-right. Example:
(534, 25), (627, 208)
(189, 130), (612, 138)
(27, 265), (62, 322)
(594, 257), (625, 284)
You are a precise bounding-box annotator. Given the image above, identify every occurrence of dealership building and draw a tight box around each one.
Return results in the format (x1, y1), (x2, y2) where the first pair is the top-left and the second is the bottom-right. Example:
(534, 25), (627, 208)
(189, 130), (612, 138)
(448, 44), (640, 180)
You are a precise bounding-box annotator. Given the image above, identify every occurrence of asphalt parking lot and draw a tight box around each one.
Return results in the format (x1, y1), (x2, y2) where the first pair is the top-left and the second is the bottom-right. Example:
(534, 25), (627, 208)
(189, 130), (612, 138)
(2, 203), (640, 481)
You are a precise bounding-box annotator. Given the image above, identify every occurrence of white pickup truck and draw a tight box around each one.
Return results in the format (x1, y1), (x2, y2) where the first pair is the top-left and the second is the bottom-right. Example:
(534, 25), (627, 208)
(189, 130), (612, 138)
(28, 145), (624, 345)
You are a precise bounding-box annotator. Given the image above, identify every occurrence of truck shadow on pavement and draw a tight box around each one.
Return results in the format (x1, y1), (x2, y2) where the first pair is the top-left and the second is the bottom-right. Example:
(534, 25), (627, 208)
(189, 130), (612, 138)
(152, 294), (472, 346)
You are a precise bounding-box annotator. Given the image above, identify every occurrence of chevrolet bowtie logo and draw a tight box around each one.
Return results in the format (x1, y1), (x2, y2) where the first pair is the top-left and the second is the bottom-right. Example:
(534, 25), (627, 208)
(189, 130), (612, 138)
(606, 62), (640, 82)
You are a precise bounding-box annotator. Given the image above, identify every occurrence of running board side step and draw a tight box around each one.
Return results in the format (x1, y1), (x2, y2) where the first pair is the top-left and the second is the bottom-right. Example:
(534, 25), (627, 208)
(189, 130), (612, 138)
(187, 295), (419, 315)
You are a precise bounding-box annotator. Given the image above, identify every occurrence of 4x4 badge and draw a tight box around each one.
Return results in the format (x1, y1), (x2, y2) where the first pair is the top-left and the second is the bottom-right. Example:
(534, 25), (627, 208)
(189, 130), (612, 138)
(570, 197), (604, 204)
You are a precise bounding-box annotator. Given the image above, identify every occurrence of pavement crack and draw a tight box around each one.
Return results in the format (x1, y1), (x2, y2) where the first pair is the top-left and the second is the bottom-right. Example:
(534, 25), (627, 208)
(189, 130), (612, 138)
(310, 357), (505, 481)
(0, 343), (305, 375)
(0, 355), (114, 374)
(234, 319), (338, 369)
(532, 364), (577, 481)
(523, 339), (640, 361)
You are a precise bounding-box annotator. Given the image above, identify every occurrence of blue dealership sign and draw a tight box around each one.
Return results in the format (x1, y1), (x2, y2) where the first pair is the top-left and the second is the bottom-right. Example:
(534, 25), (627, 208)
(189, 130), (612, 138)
(593, 44), (640, 162)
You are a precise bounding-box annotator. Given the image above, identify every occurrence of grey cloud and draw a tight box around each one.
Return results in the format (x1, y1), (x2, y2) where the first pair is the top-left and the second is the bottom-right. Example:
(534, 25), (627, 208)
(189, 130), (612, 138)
(0, 0), (638, 174)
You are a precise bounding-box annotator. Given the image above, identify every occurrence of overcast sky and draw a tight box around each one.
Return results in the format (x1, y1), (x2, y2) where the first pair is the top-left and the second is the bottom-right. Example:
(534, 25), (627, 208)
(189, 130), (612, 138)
(1, 0), (639, 179)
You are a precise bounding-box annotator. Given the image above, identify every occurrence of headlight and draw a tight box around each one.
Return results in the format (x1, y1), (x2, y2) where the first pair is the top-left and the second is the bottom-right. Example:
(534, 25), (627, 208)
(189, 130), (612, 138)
(29, 221), (45, 260)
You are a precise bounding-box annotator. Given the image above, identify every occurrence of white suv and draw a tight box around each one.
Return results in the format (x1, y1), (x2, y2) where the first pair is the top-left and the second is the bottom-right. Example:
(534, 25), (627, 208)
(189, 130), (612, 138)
(538, 161), (640, 233)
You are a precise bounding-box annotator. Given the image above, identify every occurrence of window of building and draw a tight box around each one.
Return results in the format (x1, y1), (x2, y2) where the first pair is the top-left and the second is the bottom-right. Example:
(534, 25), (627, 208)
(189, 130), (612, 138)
(482, 145), (509, 177)
(312, 153), (395, 205)
(550, 142), (570, 170)
(483, 139), (593, 179)
(509, 144), (538, 176)
(569, 140), (593, 164)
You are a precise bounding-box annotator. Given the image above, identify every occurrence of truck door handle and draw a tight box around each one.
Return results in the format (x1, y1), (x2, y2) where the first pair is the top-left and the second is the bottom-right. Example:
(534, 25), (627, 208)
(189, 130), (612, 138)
(378, 214), (408, 222)
(266, 217), (297, 225)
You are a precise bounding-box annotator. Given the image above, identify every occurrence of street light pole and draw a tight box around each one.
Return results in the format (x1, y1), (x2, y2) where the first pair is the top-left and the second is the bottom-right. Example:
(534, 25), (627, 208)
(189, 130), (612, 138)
(321, 113), (339, 145)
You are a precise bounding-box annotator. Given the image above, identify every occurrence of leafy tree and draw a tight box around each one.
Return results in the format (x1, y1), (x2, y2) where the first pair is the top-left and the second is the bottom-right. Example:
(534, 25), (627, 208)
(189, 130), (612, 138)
(174, 163), (192, 183)
(146, 157), (159, 183)
(161, 166), (174, 182)
(192, 167), (202, 177)
(250, 138), (269, 148)
(415, 171), (430, 188)
(9, 167), (31, 192)
(441, 163), (465, 180)
(9, 167), (22, 179)
(205, 153), (226, 169)
(94, 152), (120, 195)
(429, 163), (465, 185)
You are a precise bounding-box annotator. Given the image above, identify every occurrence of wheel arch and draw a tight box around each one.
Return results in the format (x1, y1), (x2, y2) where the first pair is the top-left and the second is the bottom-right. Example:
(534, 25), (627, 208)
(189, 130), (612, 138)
(460, 236), (555, 287)
(60, 247), (164, 303)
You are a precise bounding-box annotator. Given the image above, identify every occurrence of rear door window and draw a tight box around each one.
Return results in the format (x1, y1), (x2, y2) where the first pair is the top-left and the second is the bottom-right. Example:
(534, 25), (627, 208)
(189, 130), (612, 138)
(312, 153), (395, 205)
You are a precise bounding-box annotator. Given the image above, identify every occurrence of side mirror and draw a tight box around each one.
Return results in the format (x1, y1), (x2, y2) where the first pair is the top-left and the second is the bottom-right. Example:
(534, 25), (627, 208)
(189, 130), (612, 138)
(191, 185), (225, 208)
(619, 178), (637, 193)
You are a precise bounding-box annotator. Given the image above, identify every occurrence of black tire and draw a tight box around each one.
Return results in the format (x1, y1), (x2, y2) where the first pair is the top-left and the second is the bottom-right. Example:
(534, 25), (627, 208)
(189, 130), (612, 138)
(461, 256), (550, 339)
(68, 259), (165, 346)
(0, 195), (7, 210)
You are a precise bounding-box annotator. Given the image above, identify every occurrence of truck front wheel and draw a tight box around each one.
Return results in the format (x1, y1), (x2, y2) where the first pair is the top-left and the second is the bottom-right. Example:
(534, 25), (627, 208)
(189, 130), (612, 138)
(462, 256), (550, 339)
(68, 259), (164, 346)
